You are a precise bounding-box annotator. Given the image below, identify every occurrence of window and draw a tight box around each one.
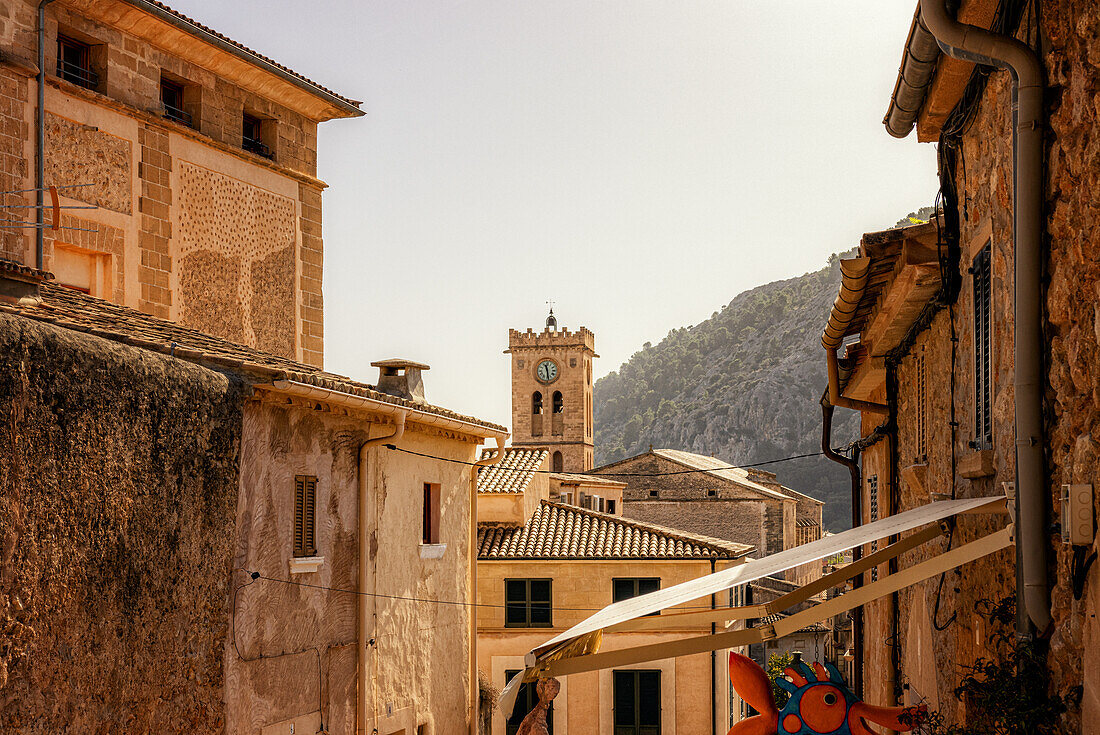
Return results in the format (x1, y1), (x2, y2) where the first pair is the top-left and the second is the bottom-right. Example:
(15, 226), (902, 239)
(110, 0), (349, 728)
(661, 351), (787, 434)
(160, 76), (194, 127)
(242, 112), (273, 158)
(607, 499), (617, 515)
(972, 244), (993, 450)
(505, 670), (553, 735)
(552, 391), (564, 413)
(56, 34), (98, 90)
(613, 578), (660, 616)
(648, 489), (658, 498)
(867, 474), (879, 582)
(505, 579), (552, 627)
(613, 670), (661, 735)
(552, 451), (563, 473)
(915, 348), (927, 461)
(294, 475), (317, 557)
(422, 483), (440, 545)
(532, 391), (543, 414)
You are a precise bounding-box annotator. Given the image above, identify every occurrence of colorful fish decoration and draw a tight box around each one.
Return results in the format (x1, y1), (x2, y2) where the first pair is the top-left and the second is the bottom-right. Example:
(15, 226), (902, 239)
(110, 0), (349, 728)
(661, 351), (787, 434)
(727, 652), (926, 735)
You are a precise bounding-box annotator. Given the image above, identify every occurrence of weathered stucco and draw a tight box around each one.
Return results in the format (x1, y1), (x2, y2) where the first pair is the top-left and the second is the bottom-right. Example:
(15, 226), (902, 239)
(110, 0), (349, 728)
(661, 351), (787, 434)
(0, 313), (245, 733)
(230, 396), (483, 735)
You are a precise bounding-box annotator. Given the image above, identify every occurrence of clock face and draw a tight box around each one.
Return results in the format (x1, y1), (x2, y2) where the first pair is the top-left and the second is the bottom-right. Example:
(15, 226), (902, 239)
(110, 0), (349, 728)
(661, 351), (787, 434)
(536, 359), (559, 383)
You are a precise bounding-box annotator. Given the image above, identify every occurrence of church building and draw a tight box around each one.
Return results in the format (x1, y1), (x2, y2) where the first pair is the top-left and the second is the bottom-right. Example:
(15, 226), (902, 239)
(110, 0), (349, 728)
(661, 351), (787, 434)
(505, 309), (596, 472)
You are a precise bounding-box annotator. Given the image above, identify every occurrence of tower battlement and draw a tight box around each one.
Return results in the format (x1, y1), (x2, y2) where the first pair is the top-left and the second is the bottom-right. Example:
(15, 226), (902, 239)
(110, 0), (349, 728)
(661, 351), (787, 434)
(506, 326), (596, 354)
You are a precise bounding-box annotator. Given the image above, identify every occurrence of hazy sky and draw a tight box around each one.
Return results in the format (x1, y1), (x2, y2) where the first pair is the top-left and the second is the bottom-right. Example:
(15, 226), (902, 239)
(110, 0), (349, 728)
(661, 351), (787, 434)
(171, 1), (938, 428)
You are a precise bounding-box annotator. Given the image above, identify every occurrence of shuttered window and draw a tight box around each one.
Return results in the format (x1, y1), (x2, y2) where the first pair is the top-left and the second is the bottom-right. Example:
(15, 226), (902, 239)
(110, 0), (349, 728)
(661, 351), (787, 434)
(613, 670), (661, 735)
(973, 244), (993, 450)
(868, 475), (879, 582)
(294, 475), (317, 557)
(916, 349), (927, 461)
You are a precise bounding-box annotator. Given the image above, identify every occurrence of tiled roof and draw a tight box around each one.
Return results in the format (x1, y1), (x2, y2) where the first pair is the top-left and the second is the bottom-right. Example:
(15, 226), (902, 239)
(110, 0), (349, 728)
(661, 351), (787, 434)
(130, 0), (362, 114)
(0, 278), (505, 434)
(550, 472), (627, 487)
(0, 259), (53, 282)
(477, 500), (754, 560)
(477, 448), (548, 494)
(756, 612), (830, 634)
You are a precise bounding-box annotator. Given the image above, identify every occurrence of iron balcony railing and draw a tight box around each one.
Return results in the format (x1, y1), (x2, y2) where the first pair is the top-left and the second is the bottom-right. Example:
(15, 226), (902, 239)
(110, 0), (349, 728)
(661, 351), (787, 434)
(161, 102), (193, 127)
(56, 59), (98, 90)
(242, 134), (273, 159)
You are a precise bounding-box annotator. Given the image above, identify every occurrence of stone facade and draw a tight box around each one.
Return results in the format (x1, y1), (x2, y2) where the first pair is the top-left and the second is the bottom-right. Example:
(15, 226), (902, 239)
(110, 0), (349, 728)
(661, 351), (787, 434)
(506, 324), (597, 472)
(0, 0), (362, 366)
(836, 2), (1100, 729)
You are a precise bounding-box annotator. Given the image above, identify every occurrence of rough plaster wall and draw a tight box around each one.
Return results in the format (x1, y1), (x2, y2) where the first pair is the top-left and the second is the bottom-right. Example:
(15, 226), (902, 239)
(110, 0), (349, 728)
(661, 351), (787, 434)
(230, 406), (479, 735)
(0, 314), (244, 734)
(44, 112), (132, 214)
(177, 161), (296, 356)
(227, 401), (360, 735)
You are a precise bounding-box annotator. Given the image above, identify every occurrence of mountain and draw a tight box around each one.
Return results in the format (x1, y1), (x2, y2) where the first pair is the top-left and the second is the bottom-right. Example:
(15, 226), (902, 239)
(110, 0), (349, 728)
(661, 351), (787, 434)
(593, 210), (934, 530)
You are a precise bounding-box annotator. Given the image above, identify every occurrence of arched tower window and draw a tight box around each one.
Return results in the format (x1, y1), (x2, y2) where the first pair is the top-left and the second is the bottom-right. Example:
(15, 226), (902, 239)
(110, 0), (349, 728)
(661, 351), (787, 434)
(552, 451), (563, 473)
(532, 391), (543, 414)
(552, 391), (564, 413)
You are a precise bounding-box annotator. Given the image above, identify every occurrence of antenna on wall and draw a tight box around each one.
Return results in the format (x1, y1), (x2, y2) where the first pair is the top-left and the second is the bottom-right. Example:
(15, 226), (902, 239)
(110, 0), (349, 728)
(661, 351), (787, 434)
(0, 183), (99, 232)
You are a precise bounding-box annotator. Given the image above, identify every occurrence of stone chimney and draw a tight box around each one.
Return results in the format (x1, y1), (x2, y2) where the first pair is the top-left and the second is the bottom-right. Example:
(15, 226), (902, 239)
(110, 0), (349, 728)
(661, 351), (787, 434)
(371, 359), (430, 404)
(0, 258), (52, 305)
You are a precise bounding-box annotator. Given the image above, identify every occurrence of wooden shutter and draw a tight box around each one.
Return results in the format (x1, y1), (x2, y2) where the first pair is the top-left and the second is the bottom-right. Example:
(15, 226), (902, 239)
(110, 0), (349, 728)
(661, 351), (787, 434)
(294, 475), (317, 557)
(973, 245), (993, 449)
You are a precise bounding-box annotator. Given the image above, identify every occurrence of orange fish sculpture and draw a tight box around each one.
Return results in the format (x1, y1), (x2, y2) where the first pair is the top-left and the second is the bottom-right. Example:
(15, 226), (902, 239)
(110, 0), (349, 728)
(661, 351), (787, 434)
(727, 652), (926, 735)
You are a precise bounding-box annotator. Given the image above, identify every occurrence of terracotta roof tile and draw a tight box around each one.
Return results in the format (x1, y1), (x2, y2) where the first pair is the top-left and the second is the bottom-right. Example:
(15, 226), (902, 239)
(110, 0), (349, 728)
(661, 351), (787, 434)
(0, 279), (505, 433)
(477, 500), (754, 560)
(477, 448), (548, 494)
(131, 0), (362, 114)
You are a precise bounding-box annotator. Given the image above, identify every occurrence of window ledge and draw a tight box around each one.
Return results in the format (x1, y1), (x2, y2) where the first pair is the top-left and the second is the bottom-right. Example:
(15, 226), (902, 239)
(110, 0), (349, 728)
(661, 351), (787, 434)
(959, 449), (995, 479)
(420, 543), (447, 559)
(289, 556), (324, 574)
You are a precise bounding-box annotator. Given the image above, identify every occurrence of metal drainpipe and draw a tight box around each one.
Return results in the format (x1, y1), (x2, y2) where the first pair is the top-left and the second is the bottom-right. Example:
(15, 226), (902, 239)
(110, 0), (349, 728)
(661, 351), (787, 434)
(919, 0), (1050, 635)
(710, 558), (717, 735)
(357, 413), (407, 735)
(821, 397), (863, 697)
(36, 0), (57, 270)
(469, 438), (505, 735)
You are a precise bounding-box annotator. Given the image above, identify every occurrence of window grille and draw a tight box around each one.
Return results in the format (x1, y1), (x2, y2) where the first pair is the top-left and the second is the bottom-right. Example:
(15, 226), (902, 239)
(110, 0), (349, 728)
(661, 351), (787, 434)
(294, 475), (317, 557)
(57, 35), (98, 90)
(242, 113), (273, 158)
(868, 474), (879, 582)
(505, 579), (552, 627)
(916, 349), (927, 460)
(973, 244), (993, 449)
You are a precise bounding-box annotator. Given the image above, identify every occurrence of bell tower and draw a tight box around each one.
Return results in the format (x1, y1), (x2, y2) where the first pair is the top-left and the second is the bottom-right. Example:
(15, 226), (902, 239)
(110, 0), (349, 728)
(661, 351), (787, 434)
(506, 309), (597, 472)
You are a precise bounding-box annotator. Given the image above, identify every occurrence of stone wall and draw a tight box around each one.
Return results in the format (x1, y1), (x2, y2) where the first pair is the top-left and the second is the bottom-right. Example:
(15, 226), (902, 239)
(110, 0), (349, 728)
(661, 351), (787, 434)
(0, 314), (245, 733)
(868, 2), (1100, 729)
(0, 65), (29, 263)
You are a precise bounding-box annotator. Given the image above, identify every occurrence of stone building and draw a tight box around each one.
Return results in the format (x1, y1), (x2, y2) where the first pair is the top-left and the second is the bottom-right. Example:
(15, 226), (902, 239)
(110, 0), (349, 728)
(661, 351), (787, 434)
(0, 0), (361, 367)
(592, 448), (824, 586)
(474, 447), (753, 735)
(822, 1), (1100, 728)
(0, 261), (508, 734)
(506, 311), (597, 472)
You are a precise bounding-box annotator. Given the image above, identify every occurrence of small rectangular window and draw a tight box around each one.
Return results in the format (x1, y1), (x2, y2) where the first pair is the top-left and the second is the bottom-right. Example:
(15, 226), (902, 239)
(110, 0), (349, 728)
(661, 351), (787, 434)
(972, 244), (993, 450)
(57, 34), (98, 90)
(242, 112), (274, 159)
(294, 475), (317, 557)
(613, 578), (661, 615)
(159, 76), (198, 129)
(505, 579), (552, 627)
(613, 670), (661, 734)
(423, 482), (440, 544)
(607, 499), (617, 515)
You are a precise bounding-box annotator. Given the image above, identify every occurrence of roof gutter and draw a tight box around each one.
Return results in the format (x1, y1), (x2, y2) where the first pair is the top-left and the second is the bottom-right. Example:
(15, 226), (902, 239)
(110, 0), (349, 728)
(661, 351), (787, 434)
(884, 6), (942, 138)
(119, 0), (363, 118)
(919, 0), (1050, 635)
(268, 378), (509, 441)
(822, 257), (888, 415)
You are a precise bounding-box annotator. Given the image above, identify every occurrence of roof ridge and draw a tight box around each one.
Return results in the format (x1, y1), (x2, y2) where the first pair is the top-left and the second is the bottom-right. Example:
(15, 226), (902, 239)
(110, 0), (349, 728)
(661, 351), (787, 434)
(539, 500), (749, 554)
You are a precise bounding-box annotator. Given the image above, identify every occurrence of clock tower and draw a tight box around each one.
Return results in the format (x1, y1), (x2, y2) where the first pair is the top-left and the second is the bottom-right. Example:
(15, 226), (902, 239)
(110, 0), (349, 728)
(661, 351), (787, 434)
(505, 309), (597, 472)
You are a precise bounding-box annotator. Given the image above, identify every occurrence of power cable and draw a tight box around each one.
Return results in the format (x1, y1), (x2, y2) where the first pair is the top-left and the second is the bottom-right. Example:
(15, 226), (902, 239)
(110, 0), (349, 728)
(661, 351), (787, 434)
(383, 444), (825, 476)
